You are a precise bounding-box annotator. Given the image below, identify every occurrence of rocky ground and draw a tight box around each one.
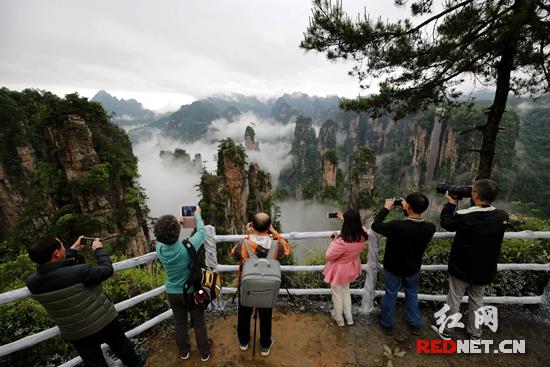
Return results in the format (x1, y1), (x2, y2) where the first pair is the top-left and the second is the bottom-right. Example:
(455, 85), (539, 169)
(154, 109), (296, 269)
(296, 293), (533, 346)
(140, 299), (550, 367)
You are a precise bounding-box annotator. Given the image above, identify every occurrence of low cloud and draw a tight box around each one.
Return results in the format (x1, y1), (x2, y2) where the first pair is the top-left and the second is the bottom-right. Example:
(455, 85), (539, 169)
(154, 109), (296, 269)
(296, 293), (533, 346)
(133, 112), (295, 219)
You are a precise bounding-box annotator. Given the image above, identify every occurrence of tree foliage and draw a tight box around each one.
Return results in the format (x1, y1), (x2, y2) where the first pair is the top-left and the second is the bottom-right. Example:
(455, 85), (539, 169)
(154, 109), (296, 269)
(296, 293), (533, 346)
(301, 0), (550, 178)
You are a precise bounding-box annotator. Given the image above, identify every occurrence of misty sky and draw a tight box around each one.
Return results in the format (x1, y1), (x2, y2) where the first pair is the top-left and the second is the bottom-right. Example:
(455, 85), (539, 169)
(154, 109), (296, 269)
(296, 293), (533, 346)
(0, 0), (411, 111)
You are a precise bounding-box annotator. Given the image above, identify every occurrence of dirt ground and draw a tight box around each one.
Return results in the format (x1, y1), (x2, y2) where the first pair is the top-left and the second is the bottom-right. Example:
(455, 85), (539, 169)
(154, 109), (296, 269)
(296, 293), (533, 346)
(143, 304), (550, 367)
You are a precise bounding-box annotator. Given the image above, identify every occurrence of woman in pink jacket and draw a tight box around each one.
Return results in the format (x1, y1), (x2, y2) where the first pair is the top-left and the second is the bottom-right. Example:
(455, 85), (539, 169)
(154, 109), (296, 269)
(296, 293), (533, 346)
(323, 209), (368, 326)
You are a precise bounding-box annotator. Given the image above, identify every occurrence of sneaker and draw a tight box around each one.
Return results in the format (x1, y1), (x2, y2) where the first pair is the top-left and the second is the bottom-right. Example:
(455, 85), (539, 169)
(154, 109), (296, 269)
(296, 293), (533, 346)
(330, 310), (345, 327)
(379, 322), (394, 336)
(239, 343), (249, 351)
(430, 324), (451, 340)
(346, 320), (354, 326)
(378, 316), (394, 335)
(260, 338), (274, 357)
(200, 338), (214, 362)
(408, 324), (421, 336)
(180, 352), (190, 360)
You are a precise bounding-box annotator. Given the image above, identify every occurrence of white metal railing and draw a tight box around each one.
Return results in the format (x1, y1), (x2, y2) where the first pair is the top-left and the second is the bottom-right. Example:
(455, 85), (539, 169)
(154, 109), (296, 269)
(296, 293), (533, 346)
(0, 226), (549, 366)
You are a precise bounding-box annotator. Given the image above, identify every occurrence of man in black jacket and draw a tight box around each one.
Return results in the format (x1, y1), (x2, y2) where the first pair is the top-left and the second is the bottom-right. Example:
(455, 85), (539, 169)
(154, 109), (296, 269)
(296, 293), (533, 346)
(372, 193), (436, 335)
(432, 179), (508, 341)
(26, 235), (143, 367)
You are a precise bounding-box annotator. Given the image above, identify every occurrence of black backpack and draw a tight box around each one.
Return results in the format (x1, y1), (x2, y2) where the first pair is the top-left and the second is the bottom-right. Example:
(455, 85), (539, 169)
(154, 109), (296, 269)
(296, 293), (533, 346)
(182, 240), (221, 310)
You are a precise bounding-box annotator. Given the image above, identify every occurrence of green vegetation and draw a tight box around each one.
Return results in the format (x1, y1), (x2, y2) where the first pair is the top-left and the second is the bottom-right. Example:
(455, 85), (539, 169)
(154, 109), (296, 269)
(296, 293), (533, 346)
(0, 253), (167, 367)
(279, 115), (322, 199)
(245, 125), (256, 141)
(216, 138), (247, 176)
(165, 100), (222, 142)
(301, 0), (550, 178)
(0, 88), (149, 260)
(512, 104), (550, 217)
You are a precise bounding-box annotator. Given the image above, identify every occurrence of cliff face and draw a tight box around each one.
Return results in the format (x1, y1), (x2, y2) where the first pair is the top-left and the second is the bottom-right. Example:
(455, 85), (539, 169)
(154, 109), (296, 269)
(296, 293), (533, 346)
(321, 154), (337, 188)
(247, 163), (272, 217)
(199, 138), (273, 235)
(0, 89), (150, 259)
(220, 144), (248, 233)
(244, 126), (259, 150)
(348, 148), (376, 209)
(345, 105), (520, 198)
(317, 119), (337, 155)
(279, 116), (321, 199)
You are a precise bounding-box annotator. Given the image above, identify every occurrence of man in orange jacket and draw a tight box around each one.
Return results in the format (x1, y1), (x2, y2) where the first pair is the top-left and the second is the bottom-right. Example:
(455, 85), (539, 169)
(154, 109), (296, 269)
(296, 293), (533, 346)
(231, 212), (291, 356)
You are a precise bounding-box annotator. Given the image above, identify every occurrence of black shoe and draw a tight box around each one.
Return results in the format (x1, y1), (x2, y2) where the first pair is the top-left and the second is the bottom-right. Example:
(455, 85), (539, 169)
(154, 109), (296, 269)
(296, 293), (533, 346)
(430, 324), (451, 340)
(378, 321), (394, 336)
(260, 338), (274, 357)
(408, 324), (421, 336)
(201, 338), (214, 362)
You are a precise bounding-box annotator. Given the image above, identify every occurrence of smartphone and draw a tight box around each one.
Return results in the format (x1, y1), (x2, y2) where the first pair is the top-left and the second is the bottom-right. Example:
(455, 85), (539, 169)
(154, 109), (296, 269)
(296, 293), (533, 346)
(180, 205), (197, 217)
(80, 237), (95, 246)
(180, 205), (197, 228)
(327, 212), (339, 219)
(393, 199), (403, 206)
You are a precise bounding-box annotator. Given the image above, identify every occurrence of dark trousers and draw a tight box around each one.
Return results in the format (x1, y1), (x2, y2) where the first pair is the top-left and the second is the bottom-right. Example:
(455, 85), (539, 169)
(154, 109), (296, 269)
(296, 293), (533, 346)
(167, 293), (210, 358)
(237, 303), (272, 348)
(70, 318), (140, 367)
(380, 270), (422, 329)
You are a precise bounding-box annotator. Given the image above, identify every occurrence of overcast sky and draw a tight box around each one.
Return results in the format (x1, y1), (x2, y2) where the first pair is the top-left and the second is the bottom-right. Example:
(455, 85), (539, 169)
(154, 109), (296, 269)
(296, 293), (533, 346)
(0, 0), (412, 111)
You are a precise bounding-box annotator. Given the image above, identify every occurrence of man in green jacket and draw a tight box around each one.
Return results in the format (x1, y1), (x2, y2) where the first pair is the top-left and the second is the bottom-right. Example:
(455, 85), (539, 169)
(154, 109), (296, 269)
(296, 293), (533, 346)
(26, 235), (143, 367)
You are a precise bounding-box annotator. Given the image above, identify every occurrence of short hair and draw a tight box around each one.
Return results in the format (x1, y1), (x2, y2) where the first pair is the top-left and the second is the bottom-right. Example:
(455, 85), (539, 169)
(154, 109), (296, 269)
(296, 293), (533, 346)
(406, 192), (430, 214)
(473, 179), (498, 202)
(252, 213), (271, 233)
(28, 235), (62, 265)
(154, 215), (180, 244)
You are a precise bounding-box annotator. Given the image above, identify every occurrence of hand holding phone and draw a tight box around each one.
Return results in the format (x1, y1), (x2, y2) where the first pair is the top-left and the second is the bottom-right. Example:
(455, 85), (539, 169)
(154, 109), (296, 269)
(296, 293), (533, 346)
(180, 205), (197, 217)
(327, 212), (339, 219)
(80, 237), (95, 246)
(180, 205), (197, 228)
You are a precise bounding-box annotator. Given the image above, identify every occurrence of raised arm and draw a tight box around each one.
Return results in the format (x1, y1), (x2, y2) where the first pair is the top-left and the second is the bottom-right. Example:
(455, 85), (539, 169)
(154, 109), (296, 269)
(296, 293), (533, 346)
(440, 192), (461, 231)
(269, 225), (291, 260)
(80, 240), (114, 285)
(188, 207), (206, 250)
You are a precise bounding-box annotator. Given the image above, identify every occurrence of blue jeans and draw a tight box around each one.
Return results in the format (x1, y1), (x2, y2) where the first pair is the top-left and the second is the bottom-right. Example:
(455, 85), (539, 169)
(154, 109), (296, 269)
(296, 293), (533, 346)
(379, 269), (422, 329)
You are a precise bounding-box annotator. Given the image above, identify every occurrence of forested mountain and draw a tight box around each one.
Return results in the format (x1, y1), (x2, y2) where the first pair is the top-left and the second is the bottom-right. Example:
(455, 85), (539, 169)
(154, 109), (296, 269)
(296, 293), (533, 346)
(91, 89), (550, 219)
(0, 88), (150, 261)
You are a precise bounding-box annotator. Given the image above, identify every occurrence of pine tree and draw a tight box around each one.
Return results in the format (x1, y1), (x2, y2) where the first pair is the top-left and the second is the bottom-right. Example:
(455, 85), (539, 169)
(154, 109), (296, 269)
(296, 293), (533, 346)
(301, 0), (550, 178)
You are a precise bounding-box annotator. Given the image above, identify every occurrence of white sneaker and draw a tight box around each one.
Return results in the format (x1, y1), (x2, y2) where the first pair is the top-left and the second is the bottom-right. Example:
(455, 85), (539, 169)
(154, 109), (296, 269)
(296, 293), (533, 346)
(260, 338), (274, 356)
(330, 310), (345, 327)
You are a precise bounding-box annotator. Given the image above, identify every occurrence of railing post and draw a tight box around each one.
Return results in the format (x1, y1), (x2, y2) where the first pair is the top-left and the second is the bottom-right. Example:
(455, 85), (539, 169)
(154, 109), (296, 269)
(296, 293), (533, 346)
(204, 225), (224, 310)
(542, 278), (550, 315)
(360, 229), (380, 314)
(204, 225), (219, 269)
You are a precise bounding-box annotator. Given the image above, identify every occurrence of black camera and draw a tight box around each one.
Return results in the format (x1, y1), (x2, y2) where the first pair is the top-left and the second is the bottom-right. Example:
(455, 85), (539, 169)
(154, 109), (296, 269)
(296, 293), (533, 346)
(435, 183), (472, 200)
(393, 199), (403, 206)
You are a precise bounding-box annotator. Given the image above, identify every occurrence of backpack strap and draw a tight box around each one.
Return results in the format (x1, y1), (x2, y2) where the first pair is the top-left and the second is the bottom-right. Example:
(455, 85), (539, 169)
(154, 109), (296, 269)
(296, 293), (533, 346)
(267, 238), (278, 259)
(182, 239), (202, 293)
(242, 239), (257, 259)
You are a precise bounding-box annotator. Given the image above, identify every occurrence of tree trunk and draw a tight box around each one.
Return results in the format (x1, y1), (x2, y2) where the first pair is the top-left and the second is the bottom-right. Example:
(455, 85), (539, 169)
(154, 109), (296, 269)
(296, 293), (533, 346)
(478, 45), (514, 179)
(478, 1), (524, 179)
